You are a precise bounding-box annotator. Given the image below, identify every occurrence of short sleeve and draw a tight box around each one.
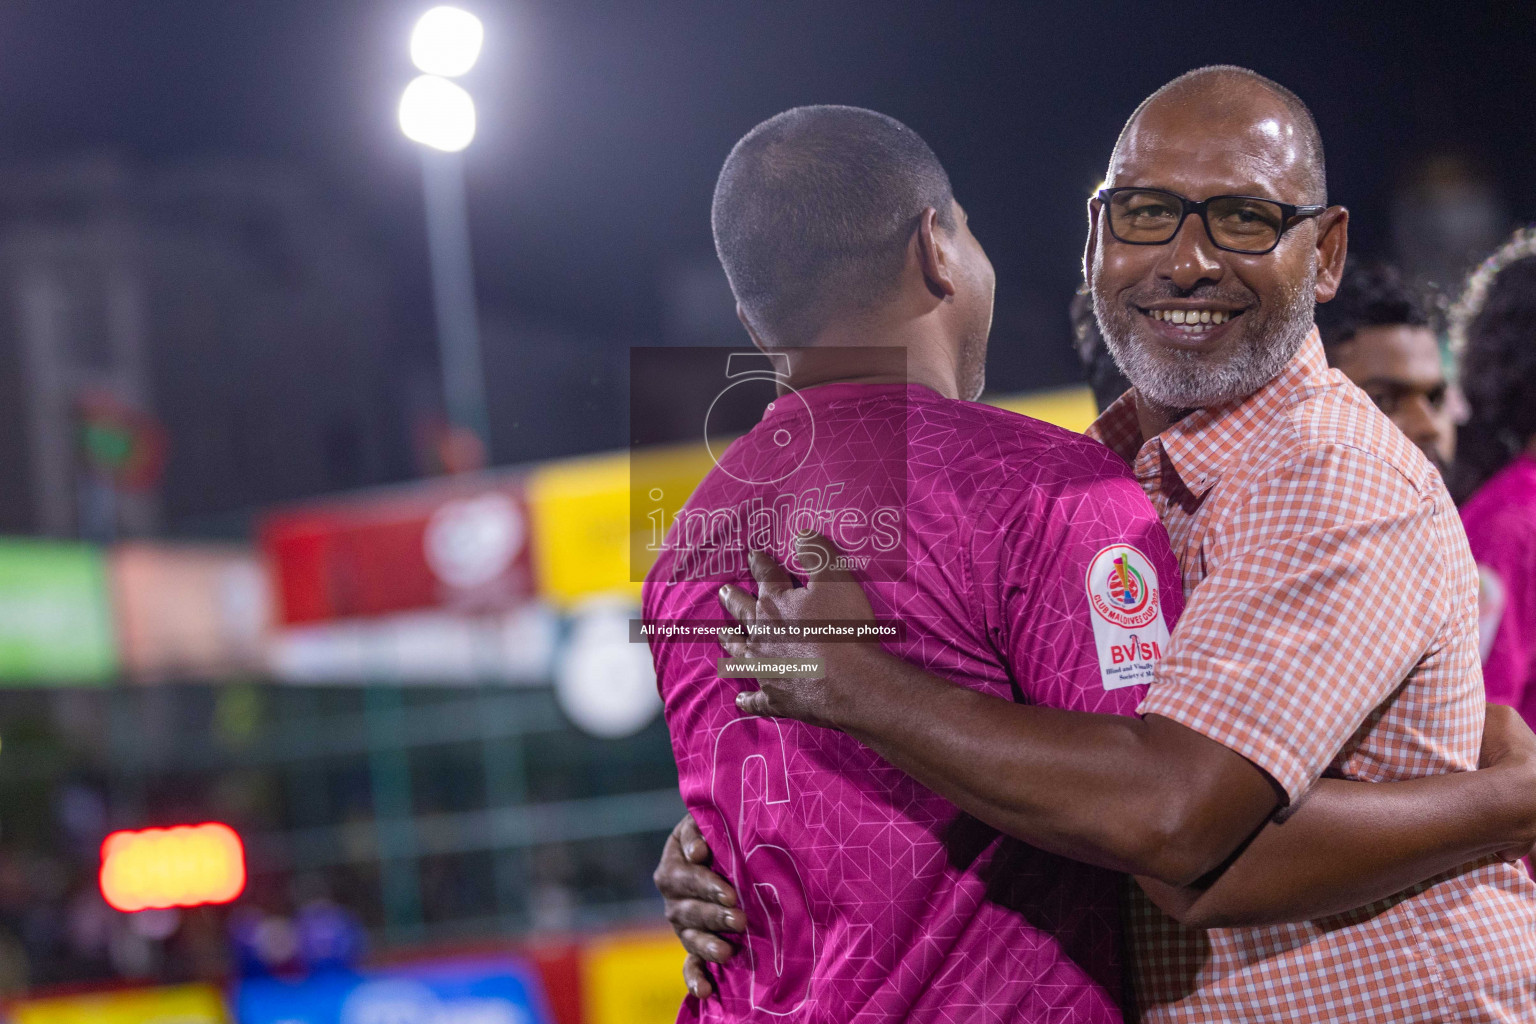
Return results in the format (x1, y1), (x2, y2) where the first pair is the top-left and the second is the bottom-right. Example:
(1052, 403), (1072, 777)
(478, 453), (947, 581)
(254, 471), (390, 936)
(1140, 444), (1447, 803)
(979, 465), (1183, 717)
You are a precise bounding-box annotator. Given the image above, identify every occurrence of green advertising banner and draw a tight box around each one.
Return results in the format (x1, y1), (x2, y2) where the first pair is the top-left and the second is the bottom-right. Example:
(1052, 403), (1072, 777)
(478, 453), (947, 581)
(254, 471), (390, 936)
(0, 541), (117, 684)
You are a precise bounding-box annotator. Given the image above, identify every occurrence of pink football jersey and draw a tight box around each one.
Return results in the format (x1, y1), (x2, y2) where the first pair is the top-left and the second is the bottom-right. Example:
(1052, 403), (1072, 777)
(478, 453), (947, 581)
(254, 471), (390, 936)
(644, 382), (1181, 1023)
(1462, 453), (1536, 728)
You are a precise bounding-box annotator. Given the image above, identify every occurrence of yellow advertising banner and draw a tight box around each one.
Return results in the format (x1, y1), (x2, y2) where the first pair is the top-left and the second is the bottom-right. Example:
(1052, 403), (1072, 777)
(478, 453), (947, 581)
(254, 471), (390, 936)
(526, 445), (715, 608)
(581, 929), (690, 1024)
(10, 983), (230, 1024)
(988, 385), (1098, 434)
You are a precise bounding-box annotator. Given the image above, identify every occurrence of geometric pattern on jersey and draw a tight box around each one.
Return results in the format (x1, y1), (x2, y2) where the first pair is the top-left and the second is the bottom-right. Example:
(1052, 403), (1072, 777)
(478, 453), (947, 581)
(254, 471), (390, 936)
(646, 382), (1182, 1023)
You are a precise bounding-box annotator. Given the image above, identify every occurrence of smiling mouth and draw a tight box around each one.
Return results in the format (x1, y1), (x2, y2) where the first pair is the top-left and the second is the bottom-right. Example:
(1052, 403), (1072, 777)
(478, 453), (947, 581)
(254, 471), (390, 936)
(1138, 307), (1244, 337)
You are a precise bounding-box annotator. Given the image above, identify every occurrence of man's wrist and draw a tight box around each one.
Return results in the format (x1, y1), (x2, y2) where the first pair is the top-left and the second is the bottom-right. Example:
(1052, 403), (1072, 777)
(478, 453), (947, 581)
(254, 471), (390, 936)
(1490, 754), (1536, 853)
(824, 642), (907, 735)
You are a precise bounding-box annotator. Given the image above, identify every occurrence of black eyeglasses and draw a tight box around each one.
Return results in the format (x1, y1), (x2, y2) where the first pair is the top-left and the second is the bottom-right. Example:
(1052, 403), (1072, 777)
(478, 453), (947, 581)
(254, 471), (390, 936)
(1097, 187), (1326, 255)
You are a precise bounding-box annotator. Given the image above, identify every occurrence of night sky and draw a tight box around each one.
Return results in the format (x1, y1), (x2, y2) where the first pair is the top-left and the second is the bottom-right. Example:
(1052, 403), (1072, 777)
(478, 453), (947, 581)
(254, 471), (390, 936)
(1, 0), (1532, 402)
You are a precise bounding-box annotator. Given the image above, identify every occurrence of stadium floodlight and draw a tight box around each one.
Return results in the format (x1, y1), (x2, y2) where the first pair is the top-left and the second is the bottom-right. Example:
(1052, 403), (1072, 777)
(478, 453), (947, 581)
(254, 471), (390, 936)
(410, 6), (484, 77)
(399, 74), (477, 153)
(397, 7), (491, 466)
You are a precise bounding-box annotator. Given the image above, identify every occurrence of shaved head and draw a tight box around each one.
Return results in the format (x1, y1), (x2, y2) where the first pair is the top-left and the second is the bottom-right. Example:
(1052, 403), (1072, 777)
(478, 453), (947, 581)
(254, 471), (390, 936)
(713, 105), (956, 347)
(1111, 65), (1327, 205)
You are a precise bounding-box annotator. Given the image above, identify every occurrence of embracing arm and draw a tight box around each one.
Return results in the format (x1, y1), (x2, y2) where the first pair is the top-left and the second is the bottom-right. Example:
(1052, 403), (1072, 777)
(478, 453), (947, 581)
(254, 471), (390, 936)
(747, 635), (1282, 887)
(653, 711), (1536, 1003)
(1139, 704), (1536, 927)
(761, 637), (1536, 922)
(725, 534), (1536, 922)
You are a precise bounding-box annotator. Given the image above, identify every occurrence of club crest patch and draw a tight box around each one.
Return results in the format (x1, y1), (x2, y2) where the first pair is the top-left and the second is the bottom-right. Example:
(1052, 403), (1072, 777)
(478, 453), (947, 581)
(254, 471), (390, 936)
(1084, 544), (1170, 690)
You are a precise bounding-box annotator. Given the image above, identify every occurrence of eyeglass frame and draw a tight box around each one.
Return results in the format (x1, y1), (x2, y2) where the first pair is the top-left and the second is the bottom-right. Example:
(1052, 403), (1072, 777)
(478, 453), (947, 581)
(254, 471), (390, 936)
(1096, 186), (1328, 255)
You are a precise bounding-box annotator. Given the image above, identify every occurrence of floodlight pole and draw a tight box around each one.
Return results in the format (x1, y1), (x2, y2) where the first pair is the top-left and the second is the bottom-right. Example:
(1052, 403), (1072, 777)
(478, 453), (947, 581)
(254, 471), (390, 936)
(420, 148), (491, 447)
(418, 143), (524, 927)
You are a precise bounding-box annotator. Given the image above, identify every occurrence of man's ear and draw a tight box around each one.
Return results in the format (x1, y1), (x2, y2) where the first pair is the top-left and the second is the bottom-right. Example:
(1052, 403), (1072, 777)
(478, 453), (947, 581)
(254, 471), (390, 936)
(736, 302), (770, 353)
(1312, 206), (1349, 304)
(916, 207), (957, 299)
(1082, 197), (1103, 288)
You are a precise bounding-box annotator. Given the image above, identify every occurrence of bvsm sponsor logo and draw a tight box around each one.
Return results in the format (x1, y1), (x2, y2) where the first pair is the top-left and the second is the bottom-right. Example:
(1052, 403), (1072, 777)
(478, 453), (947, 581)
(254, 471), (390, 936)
(1084, 545), (1170, 690)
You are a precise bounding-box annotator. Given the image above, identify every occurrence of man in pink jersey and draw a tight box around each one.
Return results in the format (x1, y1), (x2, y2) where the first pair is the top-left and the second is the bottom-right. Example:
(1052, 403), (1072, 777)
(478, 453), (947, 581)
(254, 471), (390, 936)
(659, 71), (1536, 1023)
(644, 105), (1178, 1021)
(1454, 231), (1536, 729)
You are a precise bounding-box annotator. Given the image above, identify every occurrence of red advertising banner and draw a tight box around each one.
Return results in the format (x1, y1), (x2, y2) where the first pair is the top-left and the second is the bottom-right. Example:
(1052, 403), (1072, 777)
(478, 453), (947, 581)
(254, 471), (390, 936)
(260, 478), (536, 626)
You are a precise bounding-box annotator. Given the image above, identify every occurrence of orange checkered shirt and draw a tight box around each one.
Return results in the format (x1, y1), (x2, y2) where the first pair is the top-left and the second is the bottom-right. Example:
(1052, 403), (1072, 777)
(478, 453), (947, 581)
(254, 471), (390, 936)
(1089, 329), (1536, 1022)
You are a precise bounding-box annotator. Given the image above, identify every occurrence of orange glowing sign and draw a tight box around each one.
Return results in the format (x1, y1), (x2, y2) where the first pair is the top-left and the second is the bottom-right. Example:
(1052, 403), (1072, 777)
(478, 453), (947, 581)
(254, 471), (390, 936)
(99, 823), (246, 912)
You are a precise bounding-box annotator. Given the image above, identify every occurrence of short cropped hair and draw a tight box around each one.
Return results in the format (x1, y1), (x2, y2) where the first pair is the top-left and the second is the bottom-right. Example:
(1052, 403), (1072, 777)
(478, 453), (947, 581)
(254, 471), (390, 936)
(1315, 260), (1433, 358)
(712, 105), (955, 346)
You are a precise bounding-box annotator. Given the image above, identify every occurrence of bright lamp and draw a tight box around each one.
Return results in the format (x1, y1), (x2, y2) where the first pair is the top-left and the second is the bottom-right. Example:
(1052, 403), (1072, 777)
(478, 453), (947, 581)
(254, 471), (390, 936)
(399, 74), (477, 153)
(410, 6), (484, 77)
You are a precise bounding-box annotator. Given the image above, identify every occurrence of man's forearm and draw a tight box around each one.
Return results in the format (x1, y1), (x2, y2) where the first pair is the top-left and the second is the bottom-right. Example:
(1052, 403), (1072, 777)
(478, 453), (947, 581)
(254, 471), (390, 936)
(826, 647), (1277, 884)
(1137, 767), (1529, 927)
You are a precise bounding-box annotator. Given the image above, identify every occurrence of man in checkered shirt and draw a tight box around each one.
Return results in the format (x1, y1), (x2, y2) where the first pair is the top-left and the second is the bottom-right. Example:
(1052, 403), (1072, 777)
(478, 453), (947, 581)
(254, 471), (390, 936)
(659, 66), (1536, 1020)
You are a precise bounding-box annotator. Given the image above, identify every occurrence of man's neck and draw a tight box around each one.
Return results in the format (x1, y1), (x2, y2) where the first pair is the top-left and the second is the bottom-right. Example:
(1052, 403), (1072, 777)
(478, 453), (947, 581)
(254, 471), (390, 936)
(780, 319), (963, 400)
(1132, 390), (1194, 445)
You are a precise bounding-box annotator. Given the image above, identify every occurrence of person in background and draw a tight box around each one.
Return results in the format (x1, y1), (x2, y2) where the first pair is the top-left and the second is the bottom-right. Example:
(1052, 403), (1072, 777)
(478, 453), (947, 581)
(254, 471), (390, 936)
(1315, 260), (1455, 476)
(1071, 282), (1132, 412)
(1454, 227), (1536, 726)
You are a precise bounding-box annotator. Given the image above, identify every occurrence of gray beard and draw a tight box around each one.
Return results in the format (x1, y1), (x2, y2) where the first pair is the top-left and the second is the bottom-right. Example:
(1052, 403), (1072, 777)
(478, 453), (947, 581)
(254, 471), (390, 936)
(1094, 279), (1315, 410)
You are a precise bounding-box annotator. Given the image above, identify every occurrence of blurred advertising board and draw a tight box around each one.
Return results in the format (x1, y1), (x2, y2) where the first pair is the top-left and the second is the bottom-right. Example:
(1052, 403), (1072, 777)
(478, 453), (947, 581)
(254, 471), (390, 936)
(234, 957), (552, 1024)
(268, 603), (557, 685)
(554, 598), (658, 737)
(580, 931), (688, 1024)
(109, 544), (270, 683)
(989, 385), (1098, 433)
(371, 943), (582, 1024)
(0, 540), (116, 684)
(520, 944), (582, 1024)
(8, 982), (230, 1024)
(529, 446), (714, 608)
(261, 481), (536, 626)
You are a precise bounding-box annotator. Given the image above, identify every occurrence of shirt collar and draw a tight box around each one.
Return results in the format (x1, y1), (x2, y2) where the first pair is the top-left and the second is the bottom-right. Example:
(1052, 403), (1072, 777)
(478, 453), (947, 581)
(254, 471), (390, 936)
(1089, 327), (1329, 498)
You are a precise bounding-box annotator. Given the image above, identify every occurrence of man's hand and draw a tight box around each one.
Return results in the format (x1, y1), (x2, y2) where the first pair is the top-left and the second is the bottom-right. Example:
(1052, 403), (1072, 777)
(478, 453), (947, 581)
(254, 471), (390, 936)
(654, 814), (744, 1000)
(718, 532), (887, 728)
(1478, 703), (1536, 863)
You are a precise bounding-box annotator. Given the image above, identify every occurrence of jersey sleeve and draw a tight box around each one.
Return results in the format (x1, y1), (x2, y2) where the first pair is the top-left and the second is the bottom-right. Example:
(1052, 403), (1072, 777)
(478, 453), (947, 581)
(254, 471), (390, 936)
(1140, 444), (1449, 804)
(976, 459), (1182, 717)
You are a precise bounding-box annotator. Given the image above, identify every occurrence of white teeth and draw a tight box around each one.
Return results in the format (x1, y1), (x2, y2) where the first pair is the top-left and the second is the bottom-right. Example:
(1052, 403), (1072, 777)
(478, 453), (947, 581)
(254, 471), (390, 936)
(1145, 309), (1240, 330)
(1148, 308), (1236, 327)
(1149, 309), (1233, 324)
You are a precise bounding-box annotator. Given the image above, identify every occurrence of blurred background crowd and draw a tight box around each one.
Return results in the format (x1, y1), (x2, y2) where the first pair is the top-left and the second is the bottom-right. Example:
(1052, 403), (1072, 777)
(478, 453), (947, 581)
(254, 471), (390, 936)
(0, 2), (1532, 1022)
